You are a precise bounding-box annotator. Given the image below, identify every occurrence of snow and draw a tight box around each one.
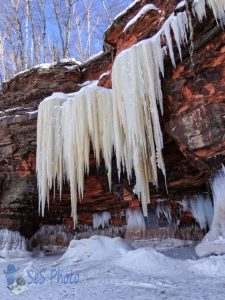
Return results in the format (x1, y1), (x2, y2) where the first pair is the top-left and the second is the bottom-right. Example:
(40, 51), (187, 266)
(196, 165), (225, 257)
(114, 0), (141, 20)
(99, 71), (111, 80)
(4, 106), (22, 113)
(83, 51), (104, 64)
(59, 58), (81, 65)
(58, 235), (133, 264)
(78, 80), (98, 88)
(176, 1), (186, 10)
(15, 63), (52, 77)
(1, 236), (225, 299)
(124, 4), (159, 31)
(14, 58), (80, 78)
(26, 110), (38, 115)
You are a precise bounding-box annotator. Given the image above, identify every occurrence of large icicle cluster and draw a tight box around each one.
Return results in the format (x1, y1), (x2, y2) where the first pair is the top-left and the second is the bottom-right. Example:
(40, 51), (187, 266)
(196, 166), (225, 257)
(37, 85), (113, 225)
(37, 0), (225, 226)
(112, 10), (189, 216)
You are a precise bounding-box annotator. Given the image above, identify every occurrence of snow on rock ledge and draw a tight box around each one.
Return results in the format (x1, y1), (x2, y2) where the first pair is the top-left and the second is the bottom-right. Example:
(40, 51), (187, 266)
(123, 4), (159, 31)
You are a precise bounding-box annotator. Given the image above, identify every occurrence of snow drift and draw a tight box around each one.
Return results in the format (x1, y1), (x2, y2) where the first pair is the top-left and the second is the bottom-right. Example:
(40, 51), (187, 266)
(58, 235), (133, 264)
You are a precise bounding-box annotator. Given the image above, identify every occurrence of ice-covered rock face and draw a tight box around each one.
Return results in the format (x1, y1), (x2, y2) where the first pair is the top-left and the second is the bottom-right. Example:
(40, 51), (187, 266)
(29, 225), (72, 256)
(196, 166), (225, 257)
(0, 229), (30, 258)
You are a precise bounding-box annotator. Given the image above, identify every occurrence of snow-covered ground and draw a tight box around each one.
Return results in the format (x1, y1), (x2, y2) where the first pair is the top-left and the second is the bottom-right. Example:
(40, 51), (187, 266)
(0, 236), (225, 300)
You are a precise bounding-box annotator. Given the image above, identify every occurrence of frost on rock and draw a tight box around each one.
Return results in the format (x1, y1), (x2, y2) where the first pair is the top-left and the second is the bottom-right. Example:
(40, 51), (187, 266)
(92, 211), (111, 229)
(0, 229), (30, 258)
(196, 166), (225, 257)
(29, 225), (72, 255)
(181, 195), (213, 230)
(37, 86), (113, 225)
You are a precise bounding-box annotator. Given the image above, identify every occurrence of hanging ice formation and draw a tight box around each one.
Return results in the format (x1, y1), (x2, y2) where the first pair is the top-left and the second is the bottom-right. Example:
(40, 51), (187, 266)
(37, 85), (114, 225)
(92, 211), (111, 229)
(193, 0), (225, 25)
(126, 208), (146, 231)
(195, 165), (225, 257)
(155, 200), (172, 224)
(36, 0), (225, 225)
(112, 9), (190, 217)
(180, 195), (213, 230)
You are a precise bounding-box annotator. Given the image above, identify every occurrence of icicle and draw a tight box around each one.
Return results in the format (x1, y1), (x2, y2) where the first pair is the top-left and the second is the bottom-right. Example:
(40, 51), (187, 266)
(126, 208), (146, 230)
(192, 0), (207, 22)
(36, 93), (67, 217)
(155, 200), (172, 223)
(180, 195), (213, 230)
(92, 211), (111, 229)
(193, 0), (225, 25)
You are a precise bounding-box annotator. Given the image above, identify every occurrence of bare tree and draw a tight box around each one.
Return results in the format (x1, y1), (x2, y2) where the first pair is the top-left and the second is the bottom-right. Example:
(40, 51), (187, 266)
(51, 0), (76, 58)
(0, 0), (132, 84)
